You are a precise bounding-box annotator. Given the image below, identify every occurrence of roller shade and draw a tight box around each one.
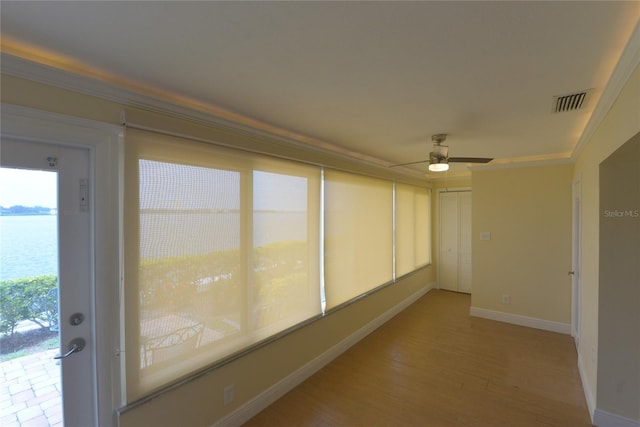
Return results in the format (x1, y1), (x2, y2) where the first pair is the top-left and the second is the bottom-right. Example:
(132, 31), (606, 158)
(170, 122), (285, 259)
(323, 170), (393, 310)
(124, 128), (321, 400)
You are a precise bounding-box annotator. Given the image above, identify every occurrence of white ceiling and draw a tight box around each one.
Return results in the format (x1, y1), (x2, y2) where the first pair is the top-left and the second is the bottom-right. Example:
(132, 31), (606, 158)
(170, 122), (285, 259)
(2, 1), (639, 177)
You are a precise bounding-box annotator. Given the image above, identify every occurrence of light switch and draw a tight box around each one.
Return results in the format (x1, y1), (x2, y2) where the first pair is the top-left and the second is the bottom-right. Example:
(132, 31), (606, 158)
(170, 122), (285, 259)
(480, 231), (491, 241)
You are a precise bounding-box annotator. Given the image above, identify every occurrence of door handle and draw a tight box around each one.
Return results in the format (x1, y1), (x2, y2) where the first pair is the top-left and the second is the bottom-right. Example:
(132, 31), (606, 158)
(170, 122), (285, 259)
(54, 338), (86, 360)
(568, 271), (575, 276)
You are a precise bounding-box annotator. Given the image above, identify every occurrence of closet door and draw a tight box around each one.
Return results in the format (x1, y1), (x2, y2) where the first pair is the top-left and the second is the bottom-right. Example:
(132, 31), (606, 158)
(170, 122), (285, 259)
(438, 191), (472, 293)
(458, 192), (472, 293)
(439, 192), (459, 291)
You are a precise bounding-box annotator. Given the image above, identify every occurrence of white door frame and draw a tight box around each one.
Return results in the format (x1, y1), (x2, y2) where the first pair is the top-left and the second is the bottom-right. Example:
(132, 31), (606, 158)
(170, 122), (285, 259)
(2, 139), (95, 425)
(571, 176), (582, 347)
(1, 104), (123, 426)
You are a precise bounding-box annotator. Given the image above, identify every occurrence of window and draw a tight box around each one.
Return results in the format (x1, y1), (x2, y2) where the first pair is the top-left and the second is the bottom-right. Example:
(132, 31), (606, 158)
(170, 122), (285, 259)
(123, 127), (431, 401)
(124, 129), (321, 399)
(396, 183), (431, 277)
(323, 170), (393, 310)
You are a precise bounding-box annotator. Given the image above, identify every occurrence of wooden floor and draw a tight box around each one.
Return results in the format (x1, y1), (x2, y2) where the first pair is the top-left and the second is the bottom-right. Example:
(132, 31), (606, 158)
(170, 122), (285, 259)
(244, 290), (592, 427)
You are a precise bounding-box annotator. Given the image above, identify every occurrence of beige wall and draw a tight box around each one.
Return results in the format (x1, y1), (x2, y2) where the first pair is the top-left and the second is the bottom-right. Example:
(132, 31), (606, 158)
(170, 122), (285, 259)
(573, 62), (640, 420)
(2, 74), (435, 426)
(1, 74), (122, 123)
(431, 178), (472, 191)
(471, 164), (573, 323)
(598, 133), (640, 421)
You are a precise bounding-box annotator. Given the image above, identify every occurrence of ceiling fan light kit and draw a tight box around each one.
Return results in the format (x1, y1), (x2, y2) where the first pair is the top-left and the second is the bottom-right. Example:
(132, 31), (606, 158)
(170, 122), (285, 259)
(428, 161), (449, 172)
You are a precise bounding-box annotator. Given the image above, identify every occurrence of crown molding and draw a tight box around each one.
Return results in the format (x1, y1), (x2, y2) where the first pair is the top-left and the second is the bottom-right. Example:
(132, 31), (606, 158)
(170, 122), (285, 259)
(1, 51), (428, 181)
(572, 20), (640, 160)
(0, 52), (298, 148)
(5, 21), (635, 180)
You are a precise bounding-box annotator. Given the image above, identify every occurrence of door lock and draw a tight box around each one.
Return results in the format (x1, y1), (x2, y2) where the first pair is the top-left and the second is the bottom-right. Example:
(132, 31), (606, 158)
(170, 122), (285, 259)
(69, 312), (84, 326)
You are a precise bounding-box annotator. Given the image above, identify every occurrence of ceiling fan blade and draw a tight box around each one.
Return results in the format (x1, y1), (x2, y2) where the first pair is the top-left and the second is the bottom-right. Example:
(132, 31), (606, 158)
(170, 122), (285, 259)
(449, 157), (493, 164)
(389, 159), (430, 167)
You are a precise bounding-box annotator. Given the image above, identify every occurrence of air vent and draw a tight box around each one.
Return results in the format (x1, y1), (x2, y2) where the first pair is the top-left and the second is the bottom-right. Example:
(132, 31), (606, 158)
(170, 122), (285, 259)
(552, 90), (592, 113)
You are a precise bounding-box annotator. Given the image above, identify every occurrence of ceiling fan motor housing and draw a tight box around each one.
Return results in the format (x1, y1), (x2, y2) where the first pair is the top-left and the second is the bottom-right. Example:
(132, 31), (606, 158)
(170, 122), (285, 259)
(430, 134), (449, 164)
(429, 152), (448, 163)
(431, 144), (449, 158)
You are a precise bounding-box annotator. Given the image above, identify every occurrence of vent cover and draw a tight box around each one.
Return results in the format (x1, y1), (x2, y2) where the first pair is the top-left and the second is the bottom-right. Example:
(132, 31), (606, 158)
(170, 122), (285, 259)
(552, 90), (592, 113)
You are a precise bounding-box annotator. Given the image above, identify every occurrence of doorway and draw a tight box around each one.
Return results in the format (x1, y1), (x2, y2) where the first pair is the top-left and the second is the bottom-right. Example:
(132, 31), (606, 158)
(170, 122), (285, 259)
(438, 190), (472, 293)
(1, 139), (95, 426)
(1, 104), (122, 426)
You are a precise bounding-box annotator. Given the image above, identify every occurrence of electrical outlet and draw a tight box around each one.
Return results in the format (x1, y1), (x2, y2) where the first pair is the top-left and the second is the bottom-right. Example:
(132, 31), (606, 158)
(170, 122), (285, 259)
(501, 294), (511, 305)
(224, 384), (234, 406)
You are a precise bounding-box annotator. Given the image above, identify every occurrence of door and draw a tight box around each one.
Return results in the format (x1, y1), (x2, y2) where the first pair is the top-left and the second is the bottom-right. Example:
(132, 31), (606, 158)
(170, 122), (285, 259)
(438, 190), (472, 293)
(1, 139), (95, 426)
(439, 192), (459, 291)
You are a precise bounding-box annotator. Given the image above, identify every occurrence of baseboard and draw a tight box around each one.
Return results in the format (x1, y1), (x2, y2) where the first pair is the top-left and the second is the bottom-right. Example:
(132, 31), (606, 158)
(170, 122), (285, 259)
(594, 409), (640, 427)
(213, 281), (435, 427)
(469, 306), (571, 335)
(578, 352), (596, 423)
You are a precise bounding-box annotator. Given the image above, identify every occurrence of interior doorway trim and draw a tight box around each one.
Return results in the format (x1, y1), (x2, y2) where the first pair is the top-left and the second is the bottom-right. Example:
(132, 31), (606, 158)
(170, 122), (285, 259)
(571, 175), (583, 348)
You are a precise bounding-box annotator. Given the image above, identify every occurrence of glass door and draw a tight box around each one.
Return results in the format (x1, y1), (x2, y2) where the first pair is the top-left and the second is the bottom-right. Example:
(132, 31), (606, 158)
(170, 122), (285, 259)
(1, 139), (95, 426)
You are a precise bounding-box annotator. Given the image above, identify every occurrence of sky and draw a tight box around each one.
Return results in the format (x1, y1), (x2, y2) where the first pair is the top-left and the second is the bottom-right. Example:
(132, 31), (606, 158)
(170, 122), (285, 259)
(0, 168), (57, 208)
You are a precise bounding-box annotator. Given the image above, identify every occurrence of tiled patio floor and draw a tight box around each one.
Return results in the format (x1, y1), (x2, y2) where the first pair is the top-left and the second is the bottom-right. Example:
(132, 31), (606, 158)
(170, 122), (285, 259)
(0, 349), (62, 427)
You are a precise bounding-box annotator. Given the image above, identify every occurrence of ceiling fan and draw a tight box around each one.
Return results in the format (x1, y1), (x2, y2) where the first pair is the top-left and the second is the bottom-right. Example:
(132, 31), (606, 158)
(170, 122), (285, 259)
(390, 134), (493, 172)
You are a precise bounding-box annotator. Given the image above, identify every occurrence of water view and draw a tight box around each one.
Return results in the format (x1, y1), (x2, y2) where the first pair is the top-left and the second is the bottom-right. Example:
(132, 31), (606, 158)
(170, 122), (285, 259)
(1, 167), (58, 281)
(1, 167), (62, 427)
(1, 214), (58, 281)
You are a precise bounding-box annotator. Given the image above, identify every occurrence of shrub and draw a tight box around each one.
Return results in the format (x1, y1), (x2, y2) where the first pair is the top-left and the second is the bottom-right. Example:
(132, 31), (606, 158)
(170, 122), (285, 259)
(0, 275), (58, 336)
